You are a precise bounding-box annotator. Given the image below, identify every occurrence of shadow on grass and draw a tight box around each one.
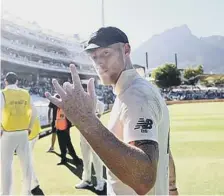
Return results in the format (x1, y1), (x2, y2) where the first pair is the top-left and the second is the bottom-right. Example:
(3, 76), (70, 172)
(49, 151), (107, 195)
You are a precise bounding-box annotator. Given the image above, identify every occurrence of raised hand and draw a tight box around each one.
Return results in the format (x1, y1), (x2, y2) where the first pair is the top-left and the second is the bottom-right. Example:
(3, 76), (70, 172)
(45, 64), (97, 129)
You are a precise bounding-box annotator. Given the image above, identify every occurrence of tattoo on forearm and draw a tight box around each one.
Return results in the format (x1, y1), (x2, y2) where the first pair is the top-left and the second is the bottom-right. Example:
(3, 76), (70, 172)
(130, 140), (159, 164)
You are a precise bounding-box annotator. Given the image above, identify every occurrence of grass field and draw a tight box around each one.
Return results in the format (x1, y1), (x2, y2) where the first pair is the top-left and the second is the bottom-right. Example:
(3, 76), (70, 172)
(12, 102), (224, 195)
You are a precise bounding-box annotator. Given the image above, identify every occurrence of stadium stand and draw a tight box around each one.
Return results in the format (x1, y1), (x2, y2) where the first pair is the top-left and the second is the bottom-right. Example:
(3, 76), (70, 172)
(1, 13), (223, 128)
(1, 14), (116, 106)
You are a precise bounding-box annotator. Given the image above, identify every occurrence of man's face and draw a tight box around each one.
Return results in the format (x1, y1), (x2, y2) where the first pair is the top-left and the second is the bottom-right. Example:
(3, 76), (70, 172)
(88, 43), (128, 85)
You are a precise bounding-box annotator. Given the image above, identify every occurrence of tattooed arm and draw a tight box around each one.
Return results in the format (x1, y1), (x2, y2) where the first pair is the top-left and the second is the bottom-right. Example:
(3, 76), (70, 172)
(74, 86), (161, 194)
(129, 140), (159, 190)
(78, 116), (158, 195)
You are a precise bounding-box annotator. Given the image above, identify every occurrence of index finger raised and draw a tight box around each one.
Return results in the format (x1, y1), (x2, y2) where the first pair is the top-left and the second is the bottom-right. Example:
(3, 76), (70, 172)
(70, 64), (83, 90)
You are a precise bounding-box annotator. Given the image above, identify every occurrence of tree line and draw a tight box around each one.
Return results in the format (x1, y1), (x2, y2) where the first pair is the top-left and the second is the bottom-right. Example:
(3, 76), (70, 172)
(148, 64), (224, 88)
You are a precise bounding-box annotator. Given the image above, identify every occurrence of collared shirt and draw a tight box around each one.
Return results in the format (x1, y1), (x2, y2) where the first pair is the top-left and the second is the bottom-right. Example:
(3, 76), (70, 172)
(1, 84), (37, 130)
(107, 69), (169, 195)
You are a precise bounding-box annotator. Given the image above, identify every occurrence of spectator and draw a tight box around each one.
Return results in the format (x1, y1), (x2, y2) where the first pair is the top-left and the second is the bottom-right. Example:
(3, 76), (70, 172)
(54, 94), (81, 165)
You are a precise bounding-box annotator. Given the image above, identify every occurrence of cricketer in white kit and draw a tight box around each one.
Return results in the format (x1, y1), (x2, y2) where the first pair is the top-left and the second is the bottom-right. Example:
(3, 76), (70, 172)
(0, 72), (37, 195)
(84, 27), (170, 195)
(106, 69), (170, 195)
(76, 99), (106, 191)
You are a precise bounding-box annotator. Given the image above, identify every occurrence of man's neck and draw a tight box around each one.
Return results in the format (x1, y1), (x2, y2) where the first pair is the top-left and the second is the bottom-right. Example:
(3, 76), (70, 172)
(112, 60), (134, 89)
(112, 61), (133, 89)
(124, 59), (133, 71)
(5, 84), (18, 89)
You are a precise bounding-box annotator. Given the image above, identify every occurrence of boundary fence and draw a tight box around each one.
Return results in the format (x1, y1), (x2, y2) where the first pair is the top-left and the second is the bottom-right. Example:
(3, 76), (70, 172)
(39, 99), (224, 139)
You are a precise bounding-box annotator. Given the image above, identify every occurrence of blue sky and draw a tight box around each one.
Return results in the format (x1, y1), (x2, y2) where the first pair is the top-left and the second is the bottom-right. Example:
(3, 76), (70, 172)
(2, 0), (224, 49)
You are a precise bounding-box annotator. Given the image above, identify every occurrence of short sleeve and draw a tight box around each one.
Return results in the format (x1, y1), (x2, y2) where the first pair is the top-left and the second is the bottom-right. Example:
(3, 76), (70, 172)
(120, 96), (162, 144)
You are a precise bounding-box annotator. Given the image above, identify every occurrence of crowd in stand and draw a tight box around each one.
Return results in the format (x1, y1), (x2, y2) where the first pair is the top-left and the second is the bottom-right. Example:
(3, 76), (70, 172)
(1, 73), (116, 106)
(1, 73), (223, 105)
(1, 74), (58, 97)
(162, 87), (224, 101)
(95, 85), (116, 109)
(1, 48), (68, 71)
(7, 39), (68, 58)
(1, 44), (94, 73)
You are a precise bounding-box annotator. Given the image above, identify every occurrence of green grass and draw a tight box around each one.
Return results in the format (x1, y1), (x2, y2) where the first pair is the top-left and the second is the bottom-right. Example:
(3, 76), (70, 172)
(169, 102), (224, 195)
(12, 102), (224, 195)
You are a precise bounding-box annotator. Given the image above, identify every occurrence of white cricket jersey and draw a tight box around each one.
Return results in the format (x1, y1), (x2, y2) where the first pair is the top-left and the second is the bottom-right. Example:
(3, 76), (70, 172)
(107, 69), (170, 195)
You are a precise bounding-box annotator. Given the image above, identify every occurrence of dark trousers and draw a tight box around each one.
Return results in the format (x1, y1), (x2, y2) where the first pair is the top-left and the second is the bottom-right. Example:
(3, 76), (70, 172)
(57, 129), (78, 161)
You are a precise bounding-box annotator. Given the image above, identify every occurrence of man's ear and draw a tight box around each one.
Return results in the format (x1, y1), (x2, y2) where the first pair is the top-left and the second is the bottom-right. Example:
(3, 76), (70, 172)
(124, 43), (131, 56)
(4, 79), (8, 86)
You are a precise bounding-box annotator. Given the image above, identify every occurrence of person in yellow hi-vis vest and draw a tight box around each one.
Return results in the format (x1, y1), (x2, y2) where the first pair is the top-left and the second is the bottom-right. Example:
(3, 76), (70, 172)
(28, 117), (44, 195)
(0, 72), (37, 195)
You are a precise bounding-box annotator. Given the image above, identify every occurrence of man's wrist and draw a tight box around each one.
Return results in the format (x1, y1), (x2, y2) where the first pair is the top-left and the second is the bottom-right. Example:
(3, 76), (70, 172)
(77, 114), (99, 132)
(170, 187), (177, 191)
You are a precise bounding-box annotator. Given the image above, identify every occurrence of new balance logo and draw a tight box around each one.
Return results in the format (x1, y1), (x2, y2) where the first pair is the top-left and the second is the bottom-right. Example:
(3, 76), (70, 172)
(134, 118), (153, 133)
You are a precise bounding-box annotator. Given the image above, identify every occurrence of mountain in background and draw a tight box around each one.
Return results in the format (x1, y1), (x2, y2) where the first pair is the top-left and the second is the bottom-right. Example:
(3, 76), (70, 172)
(131, 25), (224, 73)
(201, 36), (224, 50)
